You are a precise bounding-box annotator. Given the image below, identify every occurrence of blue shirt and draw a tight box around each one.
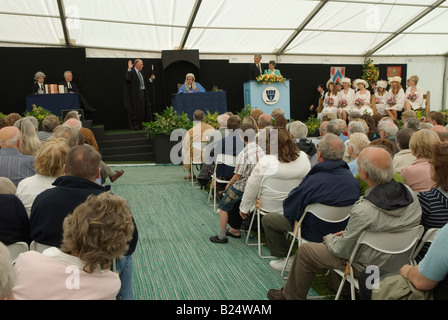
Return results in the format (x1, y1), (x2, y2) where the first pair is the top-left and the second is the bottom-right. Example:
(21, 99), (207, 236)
(348, 158), (359, 175)
(178, 82), (206, 93)
(0, 148), (35, 186)
(419, 223), (448, 282)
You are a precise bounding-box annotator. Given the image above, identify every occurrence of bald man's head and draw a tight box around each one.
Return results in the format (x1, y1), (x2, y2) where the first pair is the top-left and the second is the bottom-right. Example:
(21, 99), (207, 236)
(0, 126), (21, 149)
(64, 118), (82, 130)
(357, 146), (393, 185)
(257, 113), (272, 129)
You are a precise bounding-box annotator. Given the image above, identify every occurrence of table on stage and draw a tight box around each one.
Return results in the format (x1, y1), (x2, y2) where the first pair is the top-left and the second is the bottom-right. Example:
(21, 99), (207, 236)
(26, 93), (81, 117)
(171, 91), (227, 120)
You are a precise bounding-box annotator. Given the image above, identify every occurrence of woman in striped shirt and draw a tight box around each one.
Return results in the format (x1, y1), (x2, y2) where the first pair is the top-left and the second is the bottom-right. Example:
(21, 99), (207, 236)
(416, 143), (448, 262)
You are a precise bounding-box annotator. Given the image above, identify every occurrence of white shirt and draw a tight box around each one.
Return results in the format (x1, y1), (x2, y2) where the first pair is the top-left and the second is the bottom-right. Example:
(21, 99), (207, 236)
(239, 152), (311, 214)
(16, 174), (57, 216)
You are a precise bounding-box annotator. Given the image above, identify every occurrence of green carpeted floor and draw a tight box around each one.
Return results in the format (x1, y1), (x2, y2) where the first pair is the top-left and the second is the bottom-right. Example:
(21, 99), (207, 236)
(107, 164), (319, 300)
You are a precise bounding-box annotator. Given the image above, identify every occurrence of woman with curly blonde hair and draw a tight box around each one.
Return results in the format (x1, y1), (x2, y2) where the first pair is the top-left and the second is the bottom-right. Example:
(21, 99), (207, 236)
(12, 192), (135, 300)
(16, 137), (69, 216)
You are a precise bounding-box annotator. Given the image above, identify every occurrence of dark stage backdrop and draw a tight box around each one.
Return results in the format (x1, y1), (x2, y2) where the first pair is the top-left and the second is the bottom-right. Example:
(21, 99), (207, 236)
(0, 47), (406, 130)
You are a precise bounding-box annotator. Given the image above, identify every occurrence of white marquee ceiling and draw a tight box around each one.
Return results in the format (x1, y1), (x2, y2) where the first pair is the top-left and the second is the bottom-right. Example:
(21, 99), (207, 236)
(0, 0), (447, 56)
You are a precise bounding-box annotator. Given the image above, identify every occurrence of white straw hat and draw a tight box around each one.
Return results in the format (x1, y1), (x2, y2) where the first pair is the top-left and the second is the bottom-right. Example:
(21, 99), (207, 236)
(354, 78), (369, 89)
(341, 77), (351, 85)
(388, 76), (402, 85)
(376, 80), (388, 89)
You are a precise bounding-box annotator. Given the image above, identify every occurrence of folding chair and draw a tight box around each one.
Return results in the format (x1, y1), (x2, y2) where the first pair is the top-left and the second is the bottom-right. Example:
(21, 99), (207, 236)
(245, 176), (301, 258)
(334, 225), (424, 300)
(190, 141), (207, 188)
(281, 203), (353, 279)
(30, 240), (52, 253)
(409, 227), (439, 266)
(207, 153), (237, 213)
(6, 242), (29, 263)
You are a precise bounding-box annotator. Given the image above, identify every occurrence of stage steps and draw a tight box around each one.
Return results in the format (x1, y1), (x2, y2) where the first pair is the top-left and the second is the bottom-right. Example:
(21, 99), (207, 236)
(93, 125), (154, 163)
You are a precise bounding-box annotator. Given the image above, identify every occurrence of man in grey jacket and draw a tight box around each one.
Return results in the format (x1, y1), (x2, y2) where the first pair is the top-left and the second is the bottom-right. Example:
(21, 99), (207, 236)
(267, 146), (422, 300)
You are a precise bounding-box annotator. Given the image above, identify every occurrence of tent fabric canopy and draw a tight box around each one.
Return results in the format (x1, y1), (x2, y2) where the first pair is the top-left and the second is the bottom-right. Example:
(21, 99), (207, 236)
(1, 0), (447, 56)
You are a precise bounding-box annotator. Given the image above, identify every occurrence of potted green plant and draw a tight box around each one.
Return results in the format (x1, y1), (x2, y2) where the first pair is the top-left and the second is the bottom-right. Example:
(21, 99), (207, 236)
(23, 105), (56, 129)
(204, 110), (219, 129)
(143, 106), (192, 164)
(304, 115), (321, 137)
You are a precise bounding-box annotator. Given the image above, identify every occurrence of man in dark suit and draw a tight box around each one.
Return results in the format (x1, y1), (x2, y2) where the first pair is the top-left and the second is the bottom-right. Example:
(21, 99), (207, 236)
(248, 54), (264, 80)
(59, 70), (96, 116)
(309, 84), (325, 117)
(123, 59), (155, 130)
(60, 70), (79, 93)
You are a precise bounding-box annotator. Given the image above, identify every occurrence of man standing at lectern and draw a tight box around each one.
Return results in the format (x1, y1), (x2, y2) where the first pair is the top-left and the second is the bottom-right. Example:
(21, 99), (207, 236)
(248, 54), (263, 80)
(123, 59), (155, 130)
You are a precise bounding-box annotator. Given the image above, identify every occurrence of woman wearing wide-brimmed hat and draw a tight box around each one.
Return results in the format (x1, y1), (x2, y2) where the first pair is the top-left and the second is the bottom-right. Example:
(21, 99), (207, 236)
(318, 80), (340, 120)
(353, 79), (373, 115)
(374, 80), (388, 116)
(32, 71), (46, 94)
(337, 77), (355, 121)
(385, 76), (405, 120)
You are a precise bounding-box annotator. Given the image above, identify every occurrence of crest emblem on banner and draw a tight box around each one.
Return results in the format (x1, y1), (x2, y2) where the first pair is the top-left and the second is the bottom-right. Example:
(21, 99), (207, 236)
(387, 67), (402, 78)
(262, 87), (280, 105)
(330, 67), (345, 83)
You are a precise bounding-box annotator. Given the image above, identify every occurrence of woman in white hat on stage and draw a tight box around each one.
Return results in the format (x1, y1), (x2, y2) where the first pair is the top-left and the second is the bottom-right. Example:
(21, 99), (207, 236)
(404, 75), (424, 111)
(374, 80), (388, 116)
(385, 76), (405, 120)
(337, 77), (355, 121)
(319, 80), (340, 120)
(353, 79), (373, 115)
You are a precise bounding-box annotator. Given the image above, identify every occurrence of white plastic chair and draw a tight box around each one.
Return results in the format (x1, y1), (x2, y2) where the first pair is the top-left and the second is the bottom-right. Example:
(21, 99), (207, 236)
(281, 203), (353, 279)
(30, 240), (52, 253)
(7, 242), (29, 263)
(409, 227), (439, 266)
(334, 225), (424, 300)
(245, 176), (301, 258)
(190, 141), (207, 188)
(207, 153), (237, 213)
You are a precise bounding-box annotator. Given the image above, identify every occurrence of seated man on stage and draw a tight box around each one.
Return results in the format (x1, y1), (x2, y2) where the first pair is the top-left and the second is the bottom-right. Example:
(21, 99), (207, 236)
(59, 70), (96, 116)
(178, 73), (206, 93)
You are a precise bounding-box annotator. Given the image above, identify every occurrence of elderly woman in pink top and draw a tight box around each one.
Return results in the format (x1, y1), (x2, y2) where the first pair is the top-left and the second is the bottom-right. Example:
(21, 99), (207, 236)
(13, 192), (134, 300)
(401, 129), (441, 193)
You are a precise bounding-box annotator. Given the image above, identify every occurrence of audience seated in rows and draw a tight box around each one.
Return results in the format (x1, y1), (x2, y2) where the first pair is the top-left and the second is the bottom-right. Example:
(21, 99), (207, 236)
(240, 127), (311, 267)
(16, 138), (69, 216)
(401, 129), (440, 193)
(265, 133), (360, 273)
(63, 116), (123, 184)
(0, 126), (35, 187)
(268, 146), (422, 300)
(29, 144), (139, 300)
(210, 123), (265, 243)
(13, 192), (135, 300)
(0, 177), (30, 246)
